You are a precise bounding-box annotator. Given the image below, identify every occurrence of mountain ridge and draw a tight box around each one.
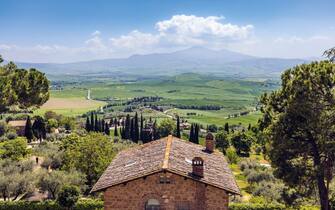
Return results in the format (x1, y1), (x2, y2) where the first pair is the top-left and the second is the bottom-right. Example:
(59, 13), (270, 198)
(12, 47), (308, 77)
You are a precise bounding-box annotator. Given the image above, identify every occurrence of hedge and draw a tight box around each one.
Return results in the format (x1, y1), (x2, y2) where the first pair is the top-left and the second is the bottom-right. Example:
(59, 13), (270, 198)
(229, 203), (286, 210)
(0, 199), (103, 210)
(229, 203), (319, 210)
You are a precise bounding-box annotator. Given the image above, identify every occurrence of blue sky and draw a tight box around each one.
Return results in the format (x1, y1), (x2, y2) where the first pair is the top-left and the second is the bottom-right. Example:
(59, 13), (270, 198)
(0, 0), (334, 62)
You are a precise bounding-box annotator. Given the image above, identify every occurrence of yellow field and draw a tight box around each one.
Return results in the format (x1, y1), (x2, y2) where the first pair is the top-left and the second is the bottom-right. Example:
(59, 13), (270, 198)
(35, 98), (106, 116)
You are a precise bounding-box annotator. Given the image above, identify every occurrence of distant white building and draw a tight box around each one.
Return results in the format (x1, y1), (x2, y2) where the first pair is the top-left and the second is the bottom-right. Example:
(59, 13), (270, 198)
(87, 89), (91, 100)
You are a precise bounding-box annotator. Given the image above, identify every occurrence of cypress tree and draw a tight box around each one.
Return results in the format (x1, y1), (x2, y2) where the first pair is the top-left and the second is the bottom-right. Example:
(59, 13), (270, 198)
(94, 114), (99, 132)
(125, 114), (130, 139)
(140, 114), (144, 141)
(224, 122), (229, 134)
(90, 112), (95, 131)
(134, 112), (139, 142)
(104, 122), (110, 135)
(114, 123), (118, 137)
(176, 116), (181, 138)
(102, 119), (105, 133)
(189, 124), (194, 142)
(248, 123), (251, 131)
(194, 124), (199, 144)
(85, 116), (90, 132)
(153, 120), (159, 140)
(24, 116), (34, 143)
(130, 118), (134, 141)
(109, 118), (113, 127)
(32, 116), (46, 143)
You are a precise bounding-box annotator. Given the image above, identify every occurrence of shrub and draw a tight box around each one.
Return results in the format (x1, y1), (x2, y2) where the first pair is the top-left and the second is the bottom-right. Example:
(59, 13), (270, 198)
(0, 121), (8, 137)
(229, 203), (286, 210)
(226, 147), (239, 164)
(57, 185), (80, 209)
(6, 132), (17, 140)
(0, 200), (103, 210)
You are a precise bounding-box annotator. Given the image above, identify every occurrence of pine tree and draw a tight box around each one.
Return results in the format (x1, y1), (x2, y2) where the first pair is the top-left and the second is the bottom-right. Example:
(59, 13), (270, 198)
(114, 123), (118, 137)
(140, 114), (144, 141)
(104, 122), (110, 135)
(176, 115), (181, 138)
(189, 124), (194, 142)
(85, 116), (91, 132)
(24, 116), (34, 143)
(134, 112), (139, 142)
(224, 122), (229, 134)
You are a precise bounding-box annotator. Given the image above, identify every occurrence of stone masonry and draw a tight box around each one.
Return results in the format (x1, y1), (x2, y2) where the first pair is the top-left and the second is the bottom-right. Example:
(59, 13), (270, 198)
(103, 172), (229, 210)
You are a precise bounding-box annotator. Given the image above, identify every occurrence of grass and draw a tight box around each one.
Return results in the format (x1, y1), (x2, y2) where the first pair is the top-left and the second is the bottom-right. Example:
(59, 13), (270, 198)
(166, 109), (262, 127)
(46, 74), (275, 126)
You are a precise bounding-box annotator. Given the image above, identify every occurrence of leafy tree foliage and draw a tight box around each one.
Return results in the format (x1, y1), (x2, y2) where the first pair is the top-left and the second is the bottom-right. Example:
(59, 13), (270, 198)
(61, 133), (114, 191)
(0, 58), (49, 113)
(38, 169), (85, 200)
(260, 61), (335, 210)
(0, 138), (28, 160)
(57, 185), (80, 209)
(230, 131), (253, 157)
(157, 118), (176, 138)
(215, 131), (230, 154)
(324, 47), (335, 62)
(0, 159), (35, 201)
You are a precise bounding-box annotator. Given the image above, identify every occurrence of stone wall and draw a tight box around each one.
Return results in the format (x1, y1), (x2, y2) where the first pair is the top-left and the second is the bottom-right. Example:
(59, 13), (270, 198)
(103, 171), (229, 210)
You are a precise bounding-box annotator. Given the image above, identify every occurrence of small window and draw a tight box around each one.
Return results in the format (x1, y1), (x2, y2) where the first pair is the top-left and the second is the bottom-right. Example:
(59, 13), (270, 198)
(176, 201), (190, 210)
(159, 174), (171, 184)
(145, 199), (160, 210)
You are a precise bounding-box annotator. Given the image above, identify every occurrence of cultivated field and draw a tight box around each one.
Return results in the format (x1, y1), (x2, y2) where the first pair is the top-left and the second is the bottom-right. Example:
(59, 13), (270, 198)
(45, 73), (277, 124)
(35, 98), (106, 116)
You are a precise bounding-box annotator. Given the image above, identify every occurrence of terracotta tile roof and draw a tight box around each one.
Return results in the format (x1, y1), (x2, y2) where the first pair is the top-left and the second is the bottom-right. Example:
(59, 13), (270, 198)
(91, 135), (240, 195)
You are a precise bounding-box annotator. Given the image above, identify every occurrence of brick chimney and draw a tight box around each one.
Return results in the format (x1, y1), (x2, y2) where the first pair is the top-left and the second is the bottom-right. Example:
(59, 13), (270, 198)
(205, 132), (215, 153)
(192, 157), (204, 178)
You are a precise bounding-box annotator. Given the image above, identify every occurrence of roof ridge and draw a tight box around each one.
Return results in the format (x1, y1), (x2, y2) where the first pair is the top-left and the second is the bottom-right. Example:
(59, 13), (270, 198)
(162, 135), (173, 169)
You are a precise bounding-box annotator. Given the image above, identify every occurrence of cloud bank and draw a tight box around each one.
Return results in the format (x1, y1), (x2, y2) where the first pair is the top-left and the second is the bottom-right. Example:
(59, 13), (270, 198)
(0, 14), (333, 62)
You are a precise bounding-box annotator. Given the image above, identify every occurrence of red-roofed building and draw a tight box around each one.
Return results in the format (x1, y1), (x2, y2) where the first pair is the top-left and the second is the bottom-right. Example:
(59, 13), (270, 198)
(92, 134), (240, 210)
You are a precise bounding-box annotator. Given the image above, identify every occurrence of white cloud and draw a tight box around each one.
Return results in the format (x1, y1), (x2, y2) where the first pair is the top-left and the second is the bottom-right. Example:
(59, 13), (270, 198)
(0, 15), (256, 62)
(1, 14), (333, 62)
(91, 30), (101, 36)
(85, 36), (106, 50)
(156, 15), (253, 41)
(110, 30), (159, 50)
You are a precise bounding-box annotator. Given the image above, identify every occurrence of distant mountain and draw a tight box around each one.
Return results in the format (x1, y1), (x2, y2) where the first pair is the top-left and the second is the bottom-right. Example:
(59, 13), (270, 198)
(14, 47), (308, 77)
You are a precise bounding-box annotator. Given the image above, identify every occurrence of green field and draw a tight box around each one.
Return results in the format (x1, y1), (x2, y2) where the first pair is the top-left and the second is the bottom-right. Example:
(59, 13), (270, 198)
(44, 73), (277, 124)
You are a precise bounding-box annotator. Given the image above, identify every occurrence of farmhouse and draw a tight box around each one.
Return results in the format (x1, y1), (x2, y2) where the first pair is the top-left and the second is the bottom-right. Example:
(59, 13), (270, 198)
(92, 134), (240, 210)
(8, 120), (27, 136)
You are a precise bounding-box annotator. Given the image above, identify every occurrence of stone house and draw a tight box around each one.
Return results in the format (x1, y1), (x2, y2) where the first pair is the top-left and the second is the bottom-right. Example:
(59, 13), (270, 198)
(92, 134), (240, 210)
(8, 120), (27, 136)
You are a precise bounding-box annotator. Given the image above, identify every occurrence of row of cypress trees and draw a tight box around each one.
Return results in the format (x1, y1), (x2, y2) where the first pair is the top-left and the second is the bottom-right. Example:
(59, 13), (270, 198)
(85, 112), (110, 135)
(24, 116), (47, 143)
(189, 123), (200, 144)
